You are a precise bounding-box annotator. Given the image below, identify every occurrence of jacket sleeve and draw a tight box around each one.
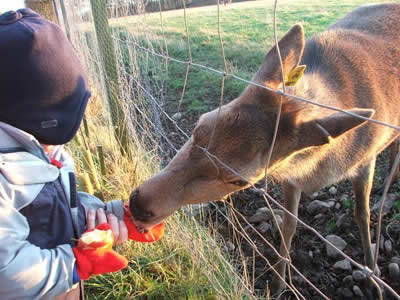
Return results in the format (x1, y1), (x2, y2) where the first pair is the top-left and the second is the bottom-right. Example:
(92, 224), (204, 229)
(59, 148), (125, 223)
(0, 195), (76, 300)
(78, 192), (125, 221)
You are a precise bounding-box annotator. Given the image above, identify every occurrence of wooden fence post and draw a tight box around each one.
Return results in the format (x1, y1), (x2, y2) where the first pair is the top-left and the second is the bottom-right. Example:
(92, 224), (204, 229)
(89, 0), (130, 155)
(58, 0), (71, 42)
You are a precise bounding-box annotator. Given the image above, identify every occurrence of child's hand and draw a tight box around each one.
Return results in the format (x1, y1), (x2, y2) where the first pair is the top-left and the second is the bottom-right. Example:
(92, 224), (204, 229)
(73, 223), (128, 280)
(86, 208), (128, 244)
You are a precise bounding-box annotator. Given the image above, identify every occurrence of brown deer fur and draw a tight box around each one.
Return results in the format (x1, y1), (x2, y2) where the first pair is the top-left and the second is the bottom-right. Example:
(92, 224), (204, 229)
(129, 3), (400, 293)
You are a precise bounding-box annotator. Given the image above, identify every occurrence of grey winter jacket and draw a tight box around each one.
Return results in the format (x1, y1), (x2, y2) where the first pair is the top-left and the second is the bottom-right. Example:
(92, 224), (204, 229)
(0, 122), (125, 300)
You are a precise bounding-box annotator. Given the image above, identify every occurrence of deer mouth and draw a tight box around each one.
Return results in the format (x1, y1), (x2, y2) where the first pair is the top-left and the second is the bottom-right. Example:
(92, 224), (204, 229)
(130, 218), (149, 234)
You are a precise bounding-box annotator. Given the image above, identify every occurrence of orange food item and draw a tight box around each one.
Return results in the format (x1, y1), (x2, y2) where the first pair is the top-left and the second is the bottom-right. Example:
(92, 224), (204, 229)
(78, 224), (114, 251)
(73, 223), (128, 280)
(123, 205), (165, 243)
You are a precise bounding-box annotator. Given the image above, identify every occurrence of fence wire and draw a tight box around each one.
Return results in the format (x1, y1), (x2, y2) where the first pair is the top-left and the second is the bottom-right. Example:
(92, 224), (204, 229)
(56, 0), (400, 299)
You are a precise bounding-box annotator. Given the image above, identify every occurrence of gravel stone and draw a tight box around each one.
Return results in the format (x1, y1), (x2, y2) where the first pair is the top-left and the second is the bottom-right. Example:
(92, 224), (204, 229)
(384, 239), (393, 255)
(329, 186), (338, 195)
(353, 285), (364, 297)
(243, 225), (251, 232)
(333, 259), (352, 271)
(379, 235), (385, 251)
(225, 241), (235, 252)
(171, 112), (182, 120)
(371, 193), (398, 214)
(327, 199), (336, 208)
(314, 213), (326, 222)
(256, 222), (272, 234)
(388, 262), (400, 280)
(342, 274), (354, 286)
(352, 270), (367, 282)
(341, 287), (353, 298)
(255, 207), (284, 217)
(340, 194), (350, 201)
(336, 214), (349, 229)
(391, 257), (400, 265)
(311, 192), (319, 199)
(326, 235), (347, 258)
(248, 208), (284, 223)
(337, 288), (343, 297)
(307, 200), (331, 214)
(247, 213), (267, 223)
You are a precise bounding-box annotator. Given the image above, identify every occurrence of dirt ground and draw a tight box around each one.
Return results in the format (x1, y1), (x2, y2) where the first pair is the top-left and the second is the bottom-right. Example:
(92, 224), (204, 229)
(214, 180), (400, 299)
(162, 111), (400, 300)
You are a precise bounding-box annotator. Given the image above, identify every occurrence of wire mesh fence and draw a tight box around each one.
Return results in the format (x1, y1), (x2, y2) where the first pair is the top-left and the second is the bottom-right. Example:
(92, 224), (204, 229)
(54, 0), (400, 298)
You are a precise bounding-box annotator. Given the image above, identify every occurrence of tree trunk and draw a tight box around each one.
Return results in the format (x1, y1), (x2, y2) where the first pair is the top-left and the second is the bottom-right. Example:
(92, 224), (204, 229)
(25, 0), (58, 23)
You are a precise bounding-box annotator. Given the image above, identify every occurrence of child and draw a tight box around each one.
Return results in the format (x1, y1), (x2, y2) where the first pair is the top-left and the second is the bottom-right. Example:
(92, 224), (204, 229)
(0, 9), (131, 300)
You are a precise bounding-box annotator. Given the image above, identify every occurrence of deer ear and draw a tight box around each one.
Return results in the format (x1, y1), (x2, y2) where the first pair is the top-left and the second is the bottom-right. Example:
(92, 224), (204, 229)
(297, 109), (375, 149)
(254, 24), (305, 88)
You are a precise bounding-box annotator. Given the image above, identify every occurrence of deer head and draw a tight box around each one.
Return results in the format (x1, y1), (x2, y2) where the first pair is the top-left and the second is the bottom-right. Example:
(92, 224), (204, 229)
(129, 24), (374, 229)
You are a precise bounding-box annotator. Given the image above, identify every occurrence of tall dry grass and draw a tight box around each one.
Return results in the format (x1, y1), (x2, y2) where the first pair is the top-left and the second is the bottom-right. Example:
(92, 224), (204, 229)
(67, 87), (253, 299)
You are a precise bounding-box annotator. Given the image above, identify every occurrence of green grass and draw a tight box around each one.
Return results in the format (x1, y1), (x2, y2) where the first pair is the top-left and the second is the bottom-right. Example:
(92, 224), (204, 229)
(84, 216), (247, 299)
(342, 197), (354, 210)
(111, 0), (398, 114)
(393, 199), (400, 211)
(325, 218), (336, 233)
(392, 200), (400, 221)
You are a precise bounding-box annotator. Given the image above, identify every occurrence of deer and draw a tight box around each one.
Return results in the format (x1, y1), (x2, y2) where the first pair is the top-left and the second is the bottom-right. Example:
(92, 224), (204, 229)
(127, 3), (400, 295)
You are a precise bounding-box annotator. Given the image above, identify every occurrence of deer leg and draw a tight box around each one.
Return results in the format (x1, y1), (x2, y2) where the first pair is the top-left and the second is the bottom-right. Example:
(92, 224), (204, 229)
(387, 138), (400, 187)
(375, 139), (400, 193)
(270, 182), (301, 294)
(351, 159), (379, 274)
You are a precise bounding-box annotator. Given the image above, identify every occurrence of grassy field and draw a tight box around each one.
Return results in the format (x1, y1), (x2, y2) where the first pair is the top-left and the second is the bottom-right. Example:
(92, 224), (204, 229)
(113, 0), (398, 114)
(73, 1), (399, 299)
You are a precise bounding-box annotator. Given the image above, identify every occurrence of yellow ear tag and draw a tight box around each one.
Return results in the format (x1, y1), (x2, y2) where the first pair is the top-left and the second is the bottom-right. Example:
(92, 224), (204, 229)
(285, 65), (306, 86)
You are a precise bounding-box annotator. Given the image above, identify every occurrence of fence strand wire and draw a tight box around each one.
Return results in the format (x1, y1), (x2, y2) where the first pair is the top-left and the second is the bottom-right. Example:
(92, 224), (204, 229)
(59, 0), (400, 298)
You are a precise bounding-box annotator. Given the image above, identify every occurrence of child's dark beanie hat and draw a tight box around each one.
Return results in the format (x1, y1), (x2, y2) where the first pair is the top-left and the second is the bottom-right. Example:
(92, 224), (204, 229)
(0, 9), (91, 145)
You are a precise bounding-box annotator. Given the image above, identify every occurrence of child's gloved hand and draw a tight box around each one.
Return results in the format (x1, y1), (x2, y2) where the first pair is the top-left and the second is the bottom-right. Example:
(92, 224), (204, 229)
(123, 205), (165, 243)
(72, 223), (128, 280)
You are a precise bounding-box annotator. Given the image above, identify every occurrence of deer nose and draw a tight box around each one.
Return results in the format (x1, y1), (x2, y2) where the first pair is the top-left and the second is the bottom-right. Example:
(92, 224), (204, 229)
(129, 189), (154, 221)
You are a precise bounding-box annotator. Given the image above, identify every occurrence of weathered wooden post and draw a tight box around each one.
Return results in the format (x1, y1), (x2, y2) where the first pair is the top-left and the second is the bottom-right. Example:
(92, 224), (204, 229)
(89, 0), (130, 154)
(57, 0), (71, 42)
